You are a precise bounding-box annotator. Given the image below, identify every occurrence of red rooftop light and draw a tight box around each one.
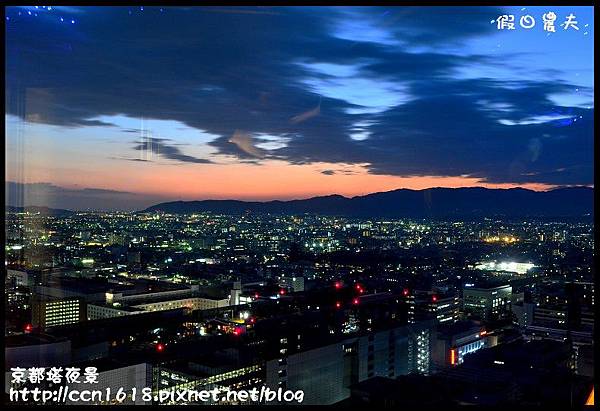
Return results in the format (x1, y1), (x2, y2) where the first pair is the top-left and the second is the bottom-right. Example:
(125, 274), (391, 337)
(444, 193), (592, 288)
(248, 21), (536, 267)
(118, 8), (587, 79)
(432, 295), (438, 302)
(403, 289), (410, 296)
(156, 343), (165, 352)
(335, 281), (342, 289)
(335, 301), (342, 309)
(353, 298), (360, 305)
(254, 292), (260, 299)
(279, 289), (286, 296)
(24, 323), (33, 333)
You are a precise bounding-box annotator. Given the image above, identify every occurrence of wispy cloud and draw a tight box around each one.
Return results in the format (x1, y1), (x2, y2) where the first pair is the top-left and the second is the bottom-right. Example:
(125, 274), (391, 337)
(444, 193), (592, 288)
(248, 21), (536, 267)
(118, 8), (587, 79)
(131, 137), (212, 164)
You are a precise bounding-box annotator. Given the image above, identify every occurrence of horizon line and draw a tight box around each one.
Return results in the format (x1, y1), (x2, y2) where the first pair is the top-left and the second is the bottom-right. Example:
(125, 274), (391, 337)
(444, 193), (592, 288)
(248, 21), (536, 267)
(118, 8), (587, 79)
(6, 184), (594, 213)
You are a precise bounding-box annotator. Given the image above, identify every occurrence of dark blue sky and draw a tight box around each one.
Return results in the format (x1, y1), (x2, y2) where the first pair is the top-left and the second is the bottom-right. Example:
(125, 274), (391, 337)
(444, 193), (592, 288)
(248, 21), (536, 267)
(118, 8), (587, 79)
(5, 6), (594, 210)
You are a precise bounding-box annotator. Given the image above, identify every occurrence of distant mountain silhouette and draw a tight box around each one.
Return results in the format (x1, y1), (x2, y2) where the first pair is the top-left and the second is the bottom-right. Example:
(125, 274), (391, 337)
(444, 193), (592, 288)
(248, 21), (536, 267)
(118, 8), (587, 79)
(5, 205), (74, 216)
(143, 187), (594, 218)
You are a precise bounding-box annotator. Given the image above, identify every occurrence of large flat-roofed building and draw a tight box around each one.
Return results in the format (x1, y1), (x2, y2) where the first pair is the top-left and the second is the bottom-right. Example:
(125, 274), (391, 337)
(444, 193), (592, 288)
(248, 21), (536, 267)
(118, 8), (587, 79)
(462, 284), (512, 321)
(33, 275), (196, 303)
(87, 304), (146, 320)
(129, 296), (229, 312)
(88, 294), (229, 320)
(31, 274), (230, 320)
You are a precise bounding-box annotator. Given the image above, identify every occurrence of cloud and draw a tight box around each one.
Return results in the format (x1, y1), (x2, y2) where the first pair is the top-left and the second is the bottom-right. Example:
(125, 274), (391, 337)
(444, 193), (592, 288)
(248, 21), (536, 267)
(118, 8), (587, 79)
(330, 6), (504, 47)
(290, 102), (321, 124)
(132, 137), (212, 164)
(5, 6), (593, 187)
(228, 130), (266, 158)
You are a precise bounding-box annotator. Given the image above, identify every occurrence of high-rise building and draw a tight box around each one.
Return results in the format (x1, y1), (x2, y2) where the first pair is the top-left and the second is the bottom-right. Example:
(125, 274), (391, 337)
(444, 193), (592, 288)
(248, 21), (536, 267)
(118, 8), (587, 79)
(264, 321), (434, 405)
(404, 288), (459, 324)
(462, 285), (512, 321)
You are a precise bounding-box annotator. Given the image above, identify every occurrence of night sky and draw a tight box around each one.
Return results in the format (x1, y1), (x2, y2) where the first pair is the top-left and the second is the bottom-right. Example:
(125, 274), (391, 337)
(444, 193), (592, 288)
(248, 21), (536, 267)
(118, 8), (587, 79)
(5, 6), (594, 210)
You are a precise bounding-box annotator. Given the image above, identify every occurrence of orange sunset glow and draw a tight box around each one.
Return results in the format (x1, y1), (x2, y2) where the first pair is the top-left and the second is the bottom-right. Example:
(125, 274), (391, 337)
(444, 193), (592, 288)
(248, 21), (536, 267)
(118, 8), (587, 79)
(8, 160), (555, 202)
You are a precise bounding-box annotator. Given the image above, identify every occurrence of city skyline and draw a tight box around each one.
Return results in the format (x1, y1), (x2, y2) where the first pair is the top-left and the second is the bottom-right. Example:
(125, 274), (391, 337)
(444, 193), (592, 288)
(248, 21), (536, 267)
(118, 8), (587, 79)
(5, 6), (594, 210)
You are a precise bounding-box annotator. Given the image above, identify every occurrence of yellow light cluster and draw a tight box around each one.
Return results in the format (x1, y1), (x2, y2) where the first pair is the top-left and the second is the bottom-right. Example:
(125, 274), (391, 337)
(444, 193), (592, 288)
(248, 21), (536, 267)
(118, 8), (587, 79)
(483, 236), (518, 243)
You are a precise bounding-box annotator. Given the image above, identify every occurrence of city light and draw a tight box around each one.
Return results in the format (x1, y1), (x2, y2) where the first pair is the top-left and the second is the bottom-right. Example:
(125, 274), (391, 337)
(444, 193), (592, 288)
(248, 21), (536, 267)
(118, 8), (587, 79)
(475, 261), (535, 275)
(483, 235), (519, 244)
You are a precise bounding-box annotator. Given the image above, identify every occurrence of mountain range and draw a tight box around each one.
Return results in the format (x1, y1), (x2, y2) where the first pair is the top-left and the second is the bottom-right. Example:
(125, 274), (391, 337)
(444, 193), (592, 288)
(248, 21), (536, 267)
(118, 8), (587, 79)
(143, 186), (594, 218)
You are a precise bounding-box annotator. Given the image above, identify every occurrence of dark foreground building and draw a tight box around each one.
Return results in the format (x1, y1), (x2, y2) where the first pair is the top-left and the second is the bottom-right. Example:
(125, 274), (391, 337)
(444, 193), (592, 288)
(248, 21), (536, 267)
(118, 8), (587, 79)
(345, 339), (593, 407)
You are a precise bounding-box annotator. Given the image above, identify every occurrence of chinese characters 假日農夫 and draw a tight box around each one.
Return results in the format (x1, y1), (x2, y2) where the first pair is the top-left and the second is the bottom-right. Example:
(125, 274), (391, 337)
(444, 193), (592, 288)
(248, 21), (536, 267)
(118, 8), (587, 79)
(495, 12), (584, 32)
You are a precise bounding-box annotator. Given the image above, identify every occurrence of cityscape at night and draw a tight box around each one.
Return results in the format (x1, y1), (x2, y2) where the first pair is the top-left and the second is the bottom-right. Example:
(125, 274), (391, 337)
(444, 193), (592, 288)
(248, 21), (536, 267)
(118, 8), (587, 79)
(4, 5), (595, 407)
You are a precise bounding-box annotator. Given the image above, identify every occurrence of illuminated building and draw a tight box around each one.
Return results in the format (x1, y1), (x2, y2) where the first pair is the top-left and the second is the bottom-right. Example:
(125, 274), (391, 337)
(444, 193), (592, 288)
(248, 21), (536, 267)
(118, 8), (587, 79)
(431, 321), (492, 370)
(32, 297), (85, 330)
(462, 284), (512, 321)
(408, 328), (431, 375)
(474, 261), (535, 275)
(154, 360), (264, 405)
(404, 288), (459, 324)
(88, 295), (229, 320)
